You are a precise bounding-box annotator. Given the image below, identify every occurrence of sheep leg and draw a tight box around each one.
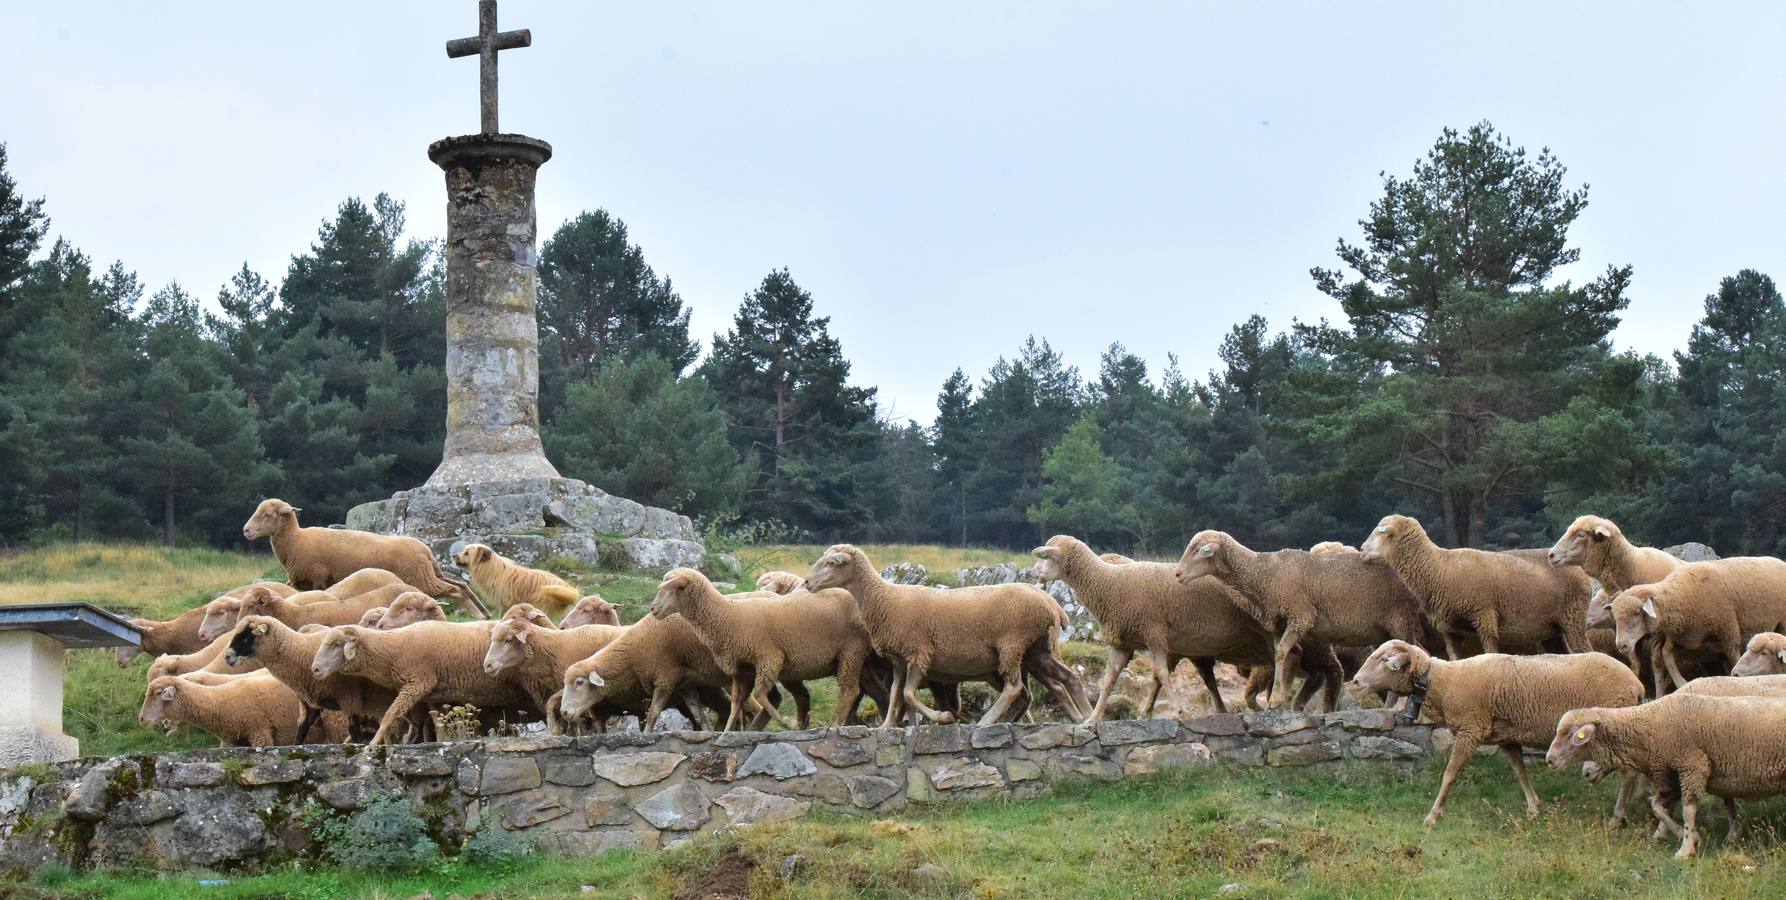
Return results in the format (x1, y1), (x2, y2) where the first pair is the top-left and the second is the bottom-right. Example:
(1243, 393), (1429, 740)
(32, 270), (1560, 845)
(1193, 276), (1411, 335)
(1473, 616), (1500, 655)
(785, 681), (812, 730)
(1646, 640), (1669, 698)
(1725, 796), (1742, 841)
(751, 669), (797, 730)
(644, 682), (678, 731)
(1087, 646), (1131, 723)
(675, 688), (711, 730)
(1268, 629), (1302, 708)
(1190, 658), (1229, 714)
(723, 676), (747, 732)
(880, 667), (908, 729)
(1142, 647), (1173, 718)
(369, 681), (430, 747)
(1611, 773), (1639, 826)
(901, 660), (956, 724)
(1425, 738), (1479, 827)
(1676, 776), (1705, 860)
(295, 705), (322, 745)
(1440, 631), (1459, 661)
(1662, 638), (1692, 692)
(1241, 665), (1270, 711)
(977, 661), (1028, 727)
(1501, 744), (1539, 818)
(830, 652), (863, 727)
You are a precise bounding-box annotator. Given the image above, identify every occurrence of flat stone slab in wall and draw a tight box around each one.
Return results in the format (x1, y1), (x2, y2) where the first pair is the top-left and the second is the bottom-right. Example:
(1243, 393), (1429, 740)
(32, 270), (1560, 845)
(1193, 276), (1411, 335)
(0, 712), (1446, 874)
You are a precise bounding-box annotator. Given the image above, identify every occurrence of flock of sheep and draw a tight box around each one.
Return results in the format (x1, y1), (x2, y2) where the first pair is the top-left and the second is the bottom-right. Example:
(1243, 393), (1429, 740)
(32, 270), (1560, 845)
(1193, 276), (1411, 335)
(121, 498), (1786, 860)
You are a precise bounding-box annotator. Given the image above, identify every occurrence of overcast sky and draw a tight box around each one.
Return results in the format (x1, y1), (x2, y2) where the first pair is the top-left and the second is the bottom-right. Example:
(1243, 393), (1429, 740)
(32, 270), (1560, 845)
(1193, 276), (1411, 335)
(4, 2), (1782, 423)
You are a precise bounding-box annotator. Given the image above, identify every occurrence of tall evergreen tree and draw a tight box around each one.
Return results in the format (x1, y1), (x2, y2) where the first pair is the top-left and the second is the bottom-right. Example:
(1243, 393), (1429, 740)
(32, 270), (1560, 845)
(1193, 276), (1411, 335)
(931, 370), (976, 545)
(1303, 121), (1638, 546)
(959, 337), (1082, 548)
(1027, 416), (1138, 548)
(702, 269), (889, 537)
(538, 210), (699, 386)
(0, 143), (49, 360)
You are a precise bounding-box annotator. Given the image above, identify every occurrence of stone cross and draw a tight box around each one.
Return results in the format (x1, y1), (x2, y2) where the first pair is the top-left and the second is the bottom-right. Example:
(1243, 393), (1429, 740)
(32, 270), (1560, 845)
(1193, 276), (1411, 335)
(446, 0), (531, 134)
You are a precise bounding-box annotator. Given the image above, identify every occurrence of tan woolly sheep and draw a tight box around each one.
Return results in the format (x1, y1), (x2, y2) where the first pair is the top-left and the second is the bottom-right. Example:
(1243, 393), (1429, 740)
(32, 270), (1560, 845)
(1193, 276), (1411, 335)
(122, 581), (300, 665)
(1308, 542), (1358, 557)
(1097, 552), (1137, 564)
(310, 621), (534, 745)
(557, 611), (769, 731)
(558, 595), (621, 628)
(1547, 515), (1682, 593)
(1611, 559), (1786, 693)
(1676, 674), (1786, 698)
(1732, 632), (1786, 676)
(138, 673), (306, 747)
(242, 498), (485, 616)
(1547, 694), (1786, 859)
(226, 615), (401, 743)
(1033, 535), (1336, 720)
(373, 591), (455, 629)
(453, 543), (579, 620)
(482, 617), (626, 727)
(806, 544), (1090, 726)
(1361, 515), (1591, 656)
(754, 571), (807, 595)
(197, 568), (409, 642)
(237, 581), (413, 632)
(1180, 530), (1429, 707)
(1352, 640), (1642, 827)
(651, 568), (871, 730)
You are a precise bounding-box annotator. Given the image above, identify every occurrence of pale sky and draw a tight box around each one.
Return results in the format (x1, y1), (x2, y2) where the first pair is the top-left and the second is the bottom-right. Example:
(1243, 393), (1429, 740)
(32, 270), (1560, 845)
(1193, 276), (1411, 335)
(4, 2), (1783, 423)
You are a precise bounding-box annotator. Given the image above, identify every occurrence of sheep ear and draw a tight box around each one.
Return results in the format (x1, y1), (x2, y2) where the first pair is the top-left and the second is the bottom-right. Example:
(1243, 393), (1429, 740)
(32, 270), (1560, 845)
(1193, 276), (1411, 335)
(342, 639), (357, 660)
(1641, 598), (1659, 620)
(1591, 525), (1612, 541)
(588, 671), (605, 687)
(1570, 723), (1596, 745)
(158, 685), (177, 701)
(253, 623), (269, 635)
(515, 628), (530, 644)
(1776, 649), (1786, 666)
(1386, 655), (1404, 671)
(1031, 547), (1049, 559)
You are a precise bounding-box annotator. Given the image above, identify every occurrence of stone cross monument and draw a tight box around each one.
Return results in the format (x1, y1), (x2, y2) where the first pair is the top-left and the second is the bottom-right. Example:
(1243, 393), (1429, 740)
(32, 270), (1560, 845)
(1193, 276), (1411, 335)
(348, 1), (712, 576)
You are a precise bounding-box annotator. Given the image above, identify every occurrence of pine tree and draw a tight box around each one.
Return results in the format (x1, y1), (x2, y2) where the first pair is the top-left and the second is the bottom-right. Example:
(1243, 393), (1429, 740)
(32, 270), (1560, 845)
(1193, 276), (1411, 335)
(538, 210), (698, 385)
(1027, 416), (1138, 548)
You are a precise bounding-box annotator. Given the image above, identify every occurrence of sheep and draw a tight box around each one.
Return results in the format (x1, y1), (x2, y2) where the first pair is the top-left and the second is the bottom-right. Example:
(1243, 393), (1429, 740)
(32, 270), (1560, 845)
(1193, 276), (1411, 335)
(650, 568), (871, 731)
(1547, 515), (1683, 594)
(1179, 530), (1429, 707)
(196, 568), (410, 643)
(120, 581), (301, 665)
(1351, 639), (1643, 827)
(1097, 552), (1137, 565)
(1676, 674), (1786, 698)
(805, 544), (1090, 727)
(1360, 514), (1592, 656)
(498, 602), (559, 629)
(754, 571), (806, 595)
(1034, 535), (1335, 720)
(482, 617), (626, 728)
(1611, 559), (1786, 694)
(1732, 632), (1786, 676)
(241, 498), (486, 617)
(356, 607), (388, 628)
(557, 610), (777, 731)
(453, 543), (579, 620)
(138, 673), (306, 747)
(310, 621), (534, 746)
(1308, 542), (1358, 556)
(372, 591), (458, 629)
(227, 615), (402, 743)
(1547, 694), (1786, 859)
(146, 633), (260, 682)
(239, 581), (413, 632)
(559, 595), (621, 628)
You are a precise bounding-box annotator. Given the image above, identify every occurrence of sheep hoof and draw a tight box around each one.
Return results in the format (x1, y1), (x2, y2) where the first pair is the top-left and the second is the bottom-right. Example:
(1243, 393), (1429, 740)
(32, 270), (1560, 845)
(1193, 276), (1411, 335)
(933, 711), (956, 724)
(1422, 813), (1440, 828)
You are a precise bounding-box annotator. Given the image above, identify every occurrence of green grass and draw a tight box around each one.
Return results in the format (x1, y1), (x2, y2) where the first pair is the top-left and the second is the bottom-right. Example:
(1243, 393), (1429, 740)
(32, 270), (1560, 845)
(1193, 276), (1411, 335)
(23, 761), (1786, 898)
(0, 543), (277, 619)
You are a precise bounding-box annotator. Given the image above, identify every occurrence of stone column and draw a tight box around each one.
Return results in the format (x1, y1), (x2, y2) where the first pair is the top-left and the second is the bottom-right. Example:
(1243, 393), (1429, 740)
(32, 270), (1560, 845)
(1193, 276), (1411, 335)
(0, 632), (79, 766)
(424, 133), (561, 488)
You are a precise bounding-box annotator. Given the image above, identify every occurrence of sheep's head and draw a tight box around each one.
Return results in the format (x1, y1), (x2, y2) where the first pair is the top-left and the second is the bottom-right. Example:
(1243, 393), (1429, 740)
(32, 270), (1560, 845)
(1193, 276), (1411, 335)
(243, 498), (298, 540)
(1549, 515), (1617, 568)
(1099, 552), (1136, 565)
(502, 603), (556, 629)
(560, 595), (619, 628)
(1029, 536), (1078, 582)
(454, 543), (496, 569)
(754, 572), (806, 595)
(1732, 632), (1786, 677)
(1176, 531), (1235, 583)
(1350, 639), (1429, 696)
(197, 596), (243, 643)
(484, 619), (535, 674)
(226, 615), (276, 667)
(1360, 515), (1421, 562)
(238, 585), (285, 617)
(357, 608), (386, 628)
(146, 654), (185, 682)
(1308, 542), (1357, 557)
(139, 676), (184, 730)
(1584, 589), (1615, 629)
(558, 656), (609, 719)
(377, 592), (444, 629)
(1545, 709), (1604, 770)
(650, 568), (710, 620)
(805, 545), (866, 592)
(1610, 587), (1660, 659)
(311, 627), (363, 679)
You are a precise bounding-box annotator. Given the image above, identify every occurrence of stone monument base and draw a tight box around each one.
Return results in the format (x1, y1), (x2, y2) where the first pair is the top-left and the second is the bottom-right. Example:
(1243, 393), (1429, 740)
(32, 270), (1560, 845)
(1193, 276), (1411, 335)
(0, 726), (77, 768)
(345, 477), (714, 574)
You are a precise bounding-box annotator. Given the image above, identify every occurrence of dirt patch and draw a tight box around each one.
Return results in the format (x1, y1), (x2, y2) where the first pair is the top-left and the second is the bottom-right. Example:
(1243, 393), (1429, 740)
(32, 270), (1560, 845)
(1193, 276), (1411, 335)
(674, 848), (755, 900)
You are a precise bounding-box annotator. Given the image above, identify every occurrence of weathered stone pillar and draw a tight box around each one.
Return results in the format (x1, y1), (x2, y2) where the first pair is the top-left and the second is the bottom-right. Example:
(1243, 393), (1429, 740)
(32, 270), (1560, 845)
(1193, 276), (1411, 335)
(424, 133), (560, 488)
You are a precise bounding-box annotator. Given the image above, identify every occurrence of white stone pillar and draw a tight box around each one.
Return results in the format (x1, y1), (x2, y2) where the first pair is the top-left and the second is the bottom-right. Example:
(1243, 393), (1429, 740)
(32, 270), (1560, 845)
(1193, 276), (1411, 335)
(0, 632), (79, 767)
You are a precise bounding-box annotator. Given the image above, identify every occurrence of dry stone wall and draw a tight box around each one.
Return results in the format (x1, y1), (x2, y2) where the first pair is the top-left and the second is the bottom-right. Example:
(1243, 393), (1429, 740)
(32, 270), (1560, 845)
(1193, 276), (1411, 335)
(0, 711), (1445, 874)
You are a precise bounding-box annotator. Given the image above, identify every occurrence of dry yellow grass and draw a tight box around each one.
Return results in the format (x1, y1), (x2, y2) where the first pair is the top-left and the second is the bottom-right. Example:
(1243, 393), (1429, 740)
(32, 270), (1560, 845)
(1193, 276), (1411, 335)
(736, 543), (1031, 582)
(0, 543), (276, 619)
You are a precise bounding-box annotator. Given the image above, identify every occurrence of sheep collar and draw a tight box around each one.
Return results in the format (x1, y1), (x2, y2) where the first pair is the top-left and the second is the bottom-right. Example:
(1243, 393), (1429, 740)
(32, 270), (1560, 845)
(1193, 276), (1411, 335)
(1398, 671), (1431, 722)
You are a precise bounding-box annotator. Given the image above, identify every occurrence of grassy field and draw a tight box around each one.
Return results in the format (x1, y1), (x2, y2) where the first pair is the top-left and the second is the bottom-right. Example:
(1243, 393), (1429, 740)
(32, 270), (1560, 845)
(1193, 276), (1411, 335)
(19, 761), (1786, 898)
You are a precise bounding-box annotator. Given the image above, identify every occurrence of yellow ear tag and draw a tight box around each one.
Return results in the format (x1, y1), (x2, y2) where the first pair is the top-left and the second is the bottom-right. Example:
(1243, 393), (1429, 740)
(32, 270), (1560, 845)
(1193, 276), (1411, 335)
(1573, 726), (1592, 743)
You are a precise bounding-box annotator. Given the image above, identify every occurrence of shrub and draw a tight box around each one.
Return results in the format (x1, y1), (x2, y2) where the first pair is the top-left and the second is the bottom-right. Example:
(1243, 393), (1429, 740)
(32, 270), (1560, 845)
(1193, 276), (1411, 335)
(460, 826), (535, 873)
(313, 796), (439, 873)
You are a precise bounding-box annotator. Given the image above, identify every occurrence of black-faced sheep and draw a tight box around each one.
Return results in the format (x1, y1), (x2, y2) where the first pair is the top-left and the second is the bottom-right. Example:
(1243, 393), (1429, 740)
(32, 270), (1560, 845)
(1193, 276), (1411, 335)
(226, 615), (399, 743)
